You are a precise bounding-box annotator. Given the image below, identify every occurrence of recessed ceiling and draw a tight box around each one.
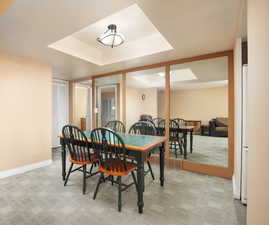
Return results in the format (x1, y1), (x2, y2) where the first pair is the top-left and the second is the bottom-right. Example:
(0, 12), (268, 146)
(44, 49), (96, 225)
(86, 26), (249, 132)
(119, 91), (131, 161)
(48, 4), (173, 66)
(0, 0), (242, 80)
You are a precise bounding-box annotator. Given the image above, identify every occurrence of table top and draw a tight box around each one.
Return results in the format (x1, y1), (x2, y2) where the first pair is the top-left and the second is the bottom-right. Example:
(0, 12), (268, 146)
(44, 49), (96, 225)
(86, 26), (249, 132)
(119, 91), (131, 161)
(179, 126), (195, 130)
(157, 126), (195, 131)
(60, 130), (167, 153)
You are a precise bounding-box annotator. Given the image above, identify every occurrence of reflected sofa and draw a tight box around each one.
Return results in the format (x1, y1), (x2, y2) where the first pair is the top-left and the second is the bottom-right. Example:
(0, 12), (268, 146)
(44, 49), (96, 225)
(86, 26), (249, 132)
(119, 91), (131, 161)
(209, 117), (228, 137)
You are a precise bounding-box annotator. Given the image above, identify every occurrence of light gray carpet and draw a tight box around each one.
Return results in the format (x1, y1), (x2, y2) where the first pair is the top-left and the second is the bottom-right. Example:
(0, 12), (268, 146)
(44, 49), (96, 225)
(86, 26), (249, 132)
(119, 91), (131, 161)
(170, 135), (228, 167)
(0, 149), (245, 225)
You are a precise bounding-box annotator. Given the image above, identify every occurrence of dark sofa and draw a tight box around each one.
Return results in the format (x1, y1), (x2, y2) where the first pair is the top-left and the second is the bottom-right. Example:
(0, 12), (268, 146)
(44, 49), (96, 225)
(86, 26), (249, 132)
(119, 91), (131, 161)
(209, 117), (228, 137)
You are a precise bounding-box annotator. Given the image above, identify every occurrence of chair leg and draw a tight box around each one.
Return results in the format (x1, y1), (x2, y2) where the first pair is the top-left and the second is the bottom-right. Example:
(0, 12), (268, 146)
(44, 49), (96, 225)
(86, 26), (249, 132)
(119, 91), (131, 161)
(118, 176), (122, 212)
(179, 140), (183, 155)
(147, 161), (155, 180)
(131, 171), (138, 192)
(64, 163), (74, 186)
(93, 173), (103, 200)
(89, 163), (94, 175)
(174, 142), (178, 158)
(83, 164), (86, 195)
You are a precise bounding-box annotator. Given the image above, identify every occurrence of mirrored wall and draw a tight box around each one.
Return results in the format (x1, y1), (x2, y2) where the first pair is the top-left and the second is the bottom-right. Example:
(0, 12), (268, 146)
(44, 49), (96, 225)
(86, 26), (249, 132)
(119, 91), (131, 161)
(170, 56), (229, 168)
(126, 67), (165, 131)
(86, 51), (233, 177)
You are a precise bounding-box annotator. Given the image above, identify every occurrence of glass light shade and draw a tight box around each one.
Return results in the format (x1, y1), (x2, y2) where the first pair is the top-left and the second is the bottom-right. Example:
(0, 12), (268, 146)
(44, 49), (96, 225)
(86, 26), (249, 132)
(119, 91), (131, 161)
(97, 24), (125, 48)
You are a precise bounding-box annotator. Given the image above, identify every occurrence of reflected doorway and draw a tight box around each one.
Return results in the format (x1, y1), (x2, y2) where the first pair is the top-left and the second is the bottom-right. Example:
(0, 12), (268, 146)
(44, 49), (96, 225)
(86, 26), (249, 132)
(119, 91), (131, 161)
(97, 85), (118, 127)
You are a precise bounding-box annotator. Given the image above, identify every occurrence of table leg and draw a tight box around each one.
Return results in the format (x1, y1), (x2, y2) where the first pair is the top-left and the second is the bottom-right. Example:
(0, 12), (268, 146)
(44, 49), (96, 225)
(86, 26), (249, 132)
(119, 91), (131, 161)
(159, 143), (165, 186)
(61, 142), (66, 181)
(136, 152), (144, 214)
(190, 130), (193, 153)
(183, 131), (187, 159)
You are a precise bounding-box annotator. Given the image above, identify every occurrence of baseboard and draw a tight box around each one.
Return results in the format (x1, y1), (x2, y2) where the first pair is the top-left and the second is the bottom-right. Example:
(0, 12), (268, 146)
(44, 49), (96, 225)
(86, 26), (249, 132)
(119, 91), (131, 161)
(233, 174), (241, 199)
(0, 160), (52, 179)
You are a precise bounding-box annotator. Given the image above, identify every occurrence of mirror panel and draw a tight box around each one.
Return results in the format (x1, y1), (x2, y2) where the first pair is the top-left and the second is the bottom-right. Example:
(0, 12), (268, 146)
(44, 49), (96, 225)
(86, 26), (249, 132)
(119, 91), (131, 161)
(126, 67), (165, 132)
(93, 74), (122, 127)
(169, 56), (229, 167)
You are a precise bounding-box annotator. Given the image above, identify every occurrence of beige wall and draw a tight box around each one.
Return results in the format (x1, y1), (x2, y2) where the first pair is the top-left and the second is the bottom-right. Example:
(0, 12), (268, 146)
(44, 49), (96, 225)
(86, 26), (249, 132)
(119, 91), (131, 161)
(126, 87), (158, 129)
(74, 87), (87, 128)
(168, 86), (228, 124)
(0, 51), (52, 171)
(247, 0), (269, 224)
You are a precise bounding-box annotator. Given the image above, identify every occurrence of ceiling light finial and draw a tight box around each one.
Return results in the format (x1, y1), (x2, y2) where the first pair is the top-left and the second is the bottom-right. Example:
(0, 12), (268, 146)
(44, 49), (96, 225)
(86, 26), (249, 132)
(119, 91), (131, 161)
(97, 24), (125, 48)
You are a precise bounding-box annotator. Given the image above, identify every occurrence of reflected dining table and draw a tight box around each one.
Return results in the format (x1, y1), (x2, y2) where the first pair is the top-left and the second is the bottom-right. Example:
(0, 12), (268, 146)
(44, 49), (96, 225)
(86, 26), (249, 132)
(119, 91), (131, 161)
(157, 125), (194, 159)
(59, 131), (167, 213)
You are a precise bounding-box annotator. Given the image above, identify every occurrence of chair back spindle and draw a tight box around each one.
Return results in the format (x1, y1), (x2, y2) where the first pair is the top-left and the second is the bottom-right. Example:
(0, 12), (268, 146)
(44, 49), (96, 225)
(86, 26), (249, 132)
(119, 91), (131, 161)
(91, 128), (128, 173)
(62, 125), (93, 163)
(105, 120), (126, 133)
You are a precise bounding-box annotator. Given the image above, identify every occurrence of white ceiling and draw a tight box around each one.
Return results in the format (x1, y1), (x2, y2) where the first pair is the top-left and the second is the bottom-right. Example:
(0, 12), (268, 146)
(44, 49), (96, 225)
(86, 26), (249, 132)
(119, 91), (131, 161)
(49, 4), (173, 65)
(0, 0), (241, 80)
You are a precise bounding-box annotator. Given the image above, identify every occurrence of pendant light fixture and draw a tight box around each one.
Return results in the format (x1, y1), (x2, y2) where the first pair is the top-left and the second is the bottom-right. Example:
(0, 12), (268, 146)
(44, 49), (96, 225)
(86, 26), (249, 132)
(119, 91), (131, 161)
(97, 24), (125, 48)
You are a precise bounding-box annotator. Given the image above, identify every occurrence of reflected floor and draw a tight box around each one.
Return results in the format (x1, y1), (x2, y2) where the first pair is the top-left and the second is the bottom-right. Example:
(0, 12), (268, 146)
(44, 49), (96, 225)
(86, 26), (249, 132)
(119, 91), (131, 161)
(170, 135), (228, 167)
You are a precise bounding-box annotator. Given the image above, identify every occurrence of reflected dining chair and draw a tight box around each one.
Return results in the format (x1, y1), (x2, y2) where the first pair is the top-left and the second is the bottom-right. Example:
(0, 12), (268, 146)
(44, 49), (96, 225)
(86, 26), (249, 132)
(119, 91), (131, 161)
(62, 125), (99, 194)
(105, 120), (126, 133)
(158, 119), (184, 158)
(153, 117), (164, 135)
(129, 121), (156, 180)
(91, 127), (138, 212)
(173, 118), (186, 126)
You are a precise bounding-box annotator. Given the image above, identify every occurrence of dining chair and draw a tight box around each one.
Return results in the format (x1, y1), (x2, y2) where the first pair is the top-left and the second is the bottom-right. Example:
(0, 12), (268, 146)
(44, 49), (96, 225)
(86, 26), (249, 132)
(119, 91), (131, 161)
(62, 125), (99, 194)
(91, 127), (138, 212)
(129, 121), (156, 180)
(152, 117), (164, 135)
(173, 118), (186, 126)
(105, 120), (126, 133)
(158, 119), (184, 158)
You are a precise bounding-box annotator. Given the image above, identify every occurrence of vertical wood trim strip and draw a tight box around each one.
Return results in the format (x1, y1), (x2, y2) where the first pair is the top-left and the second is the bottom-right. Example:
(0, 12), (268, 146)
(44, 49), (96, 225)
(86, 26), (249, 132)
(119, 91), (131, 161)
(121, 73), (126, 126)
(228, 51), (235, 176)
(165, 65), (170, 159)
(68, 81), (74, 124)
(92, 79), (96, 129)
(0, 0), (15, 15)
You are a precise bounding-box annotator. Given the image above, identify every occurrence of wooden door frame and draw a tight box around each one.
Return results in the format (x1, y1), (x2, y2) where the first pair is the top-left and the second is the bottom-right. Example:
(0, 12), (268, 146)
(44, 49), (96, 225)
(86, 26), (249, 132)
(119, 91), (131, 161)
(72, 50), (234, 178)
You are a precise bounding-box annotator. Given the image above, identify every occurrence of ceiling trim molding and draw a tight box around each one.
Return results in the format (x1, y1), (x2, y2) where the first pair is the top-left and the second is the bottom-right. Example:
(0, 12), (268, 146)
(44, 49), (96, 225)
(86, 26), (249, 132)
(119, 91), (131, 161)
(73, 50), (233, 82)
(0, 0), (15, 15)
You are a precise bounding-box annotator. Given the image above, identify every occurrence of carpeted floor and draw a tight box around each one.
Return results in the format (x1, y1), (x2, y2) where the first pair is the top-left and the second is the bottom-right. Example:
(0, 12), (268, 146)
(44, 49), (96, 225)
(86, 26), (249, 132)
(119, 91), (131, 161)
(170, 135), (228, 167)
(0, 149), (246, 225)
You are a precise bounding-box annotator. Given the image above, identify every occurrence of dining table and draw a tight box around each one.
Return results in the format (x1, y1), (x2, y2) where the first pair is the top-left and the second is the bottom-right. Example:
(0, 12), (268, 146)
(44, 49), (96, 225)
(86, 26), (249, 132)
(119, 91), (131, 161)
(59, 130), (167, 214)
(156, 125), (194, 159)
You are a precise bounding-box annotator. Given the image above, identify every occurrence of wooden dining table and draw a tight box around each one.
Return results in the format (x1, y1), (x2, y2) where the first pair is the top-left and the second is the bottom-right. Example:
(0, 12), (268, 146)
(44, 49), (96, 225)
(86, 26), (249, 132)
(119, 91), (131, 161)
(59, 131), (167, 214)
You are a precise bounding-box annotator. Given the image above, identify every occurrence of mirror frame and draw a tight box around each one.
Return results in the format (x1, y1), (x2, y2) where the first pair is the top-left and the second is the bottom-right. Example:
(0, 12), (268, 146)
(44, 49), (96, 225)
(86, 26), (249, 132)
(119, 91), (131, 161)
(72, 50), (234, 178)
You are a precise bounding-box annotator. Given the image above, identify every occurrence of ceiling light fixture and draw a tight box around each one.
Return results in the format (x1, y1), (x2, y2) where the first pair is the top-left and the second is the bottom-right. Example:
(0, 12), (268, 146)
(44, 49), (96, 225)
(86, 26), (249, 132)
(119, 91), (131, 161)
(97, 24), (125, 48)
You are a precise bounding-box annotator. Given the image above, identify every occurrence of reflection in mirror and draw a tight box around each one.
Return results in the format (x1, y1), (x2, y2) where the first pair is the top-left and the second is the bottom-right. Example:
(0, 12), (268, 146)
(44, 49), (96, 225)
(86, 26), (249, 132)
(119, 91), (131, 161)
(94, 74), (122, 127)
(169, 56), (228, 167)
(74, 80), (92, 131)
(126, 67), (165, 130)
(126, 67), (165, 155)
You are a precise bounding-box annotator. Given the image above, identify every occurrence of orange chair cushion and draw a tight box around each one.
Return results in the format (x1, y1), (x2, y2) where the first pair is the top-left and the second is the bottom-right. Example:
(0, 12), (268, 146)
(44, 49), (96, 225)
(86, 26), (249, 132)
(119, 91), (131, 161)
(99, 160), (137, 176)
(69, 154), (99, 165)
